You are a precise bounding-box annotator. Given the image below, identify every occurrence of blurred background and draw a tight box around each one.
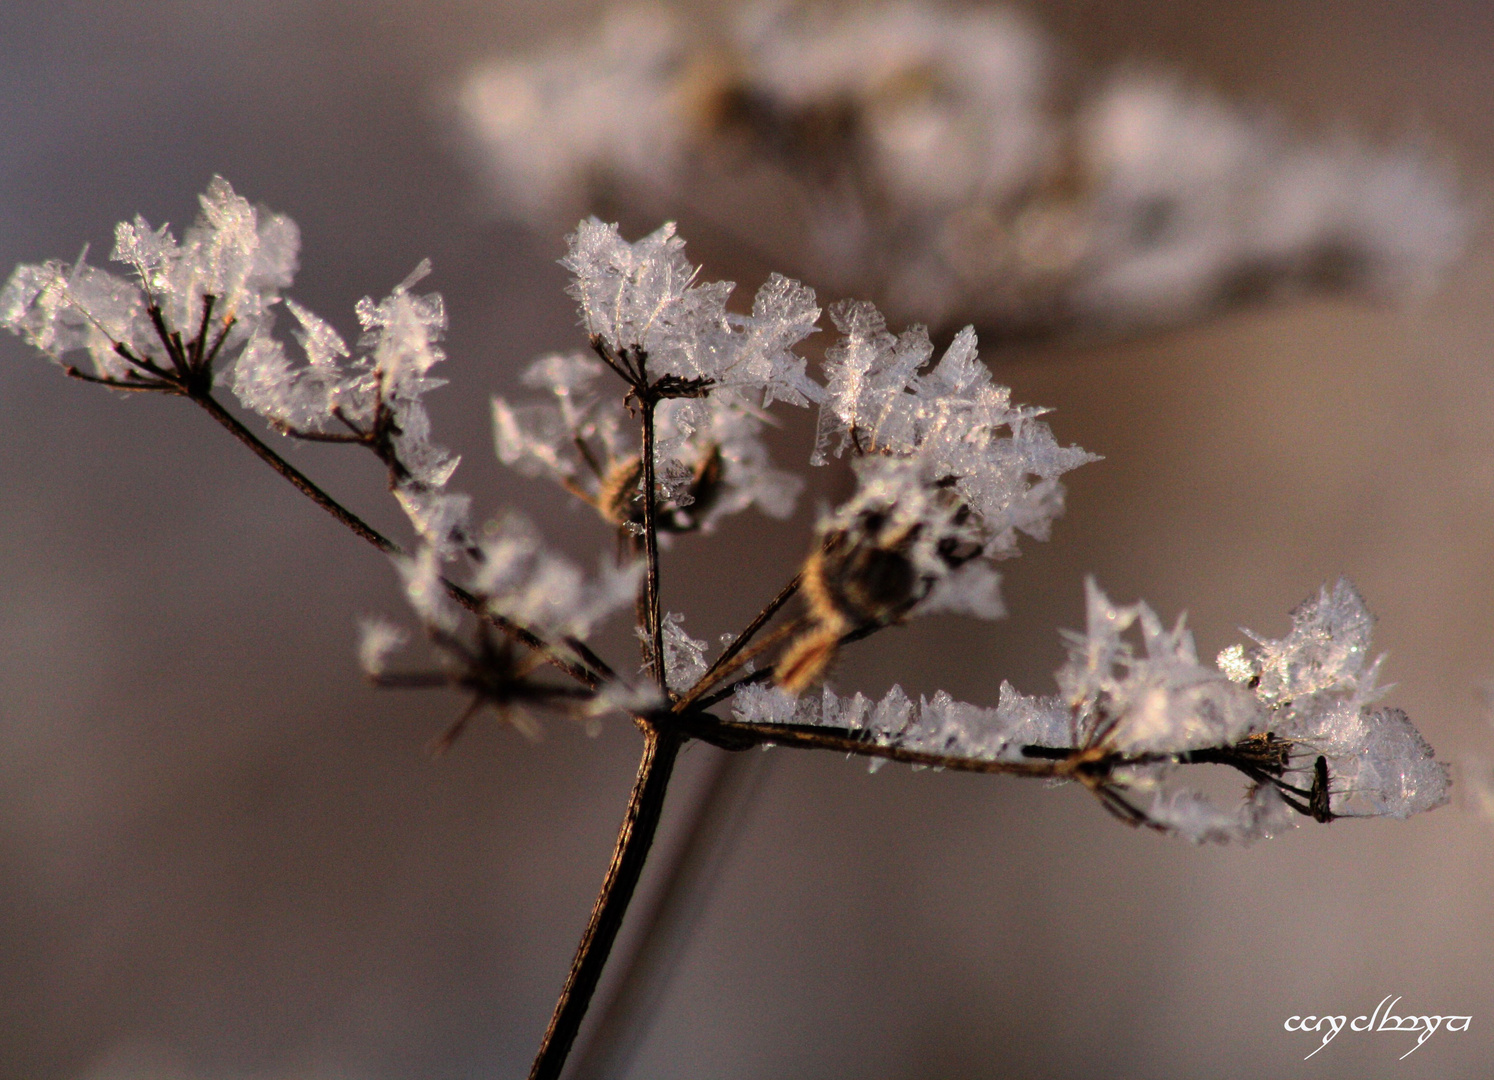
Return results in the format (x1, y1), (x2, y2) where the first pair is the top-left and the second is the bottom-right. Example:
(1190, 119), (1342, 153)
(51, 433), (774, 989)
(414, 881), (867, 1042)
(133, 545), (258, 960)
(2, 2), (1494, 1077)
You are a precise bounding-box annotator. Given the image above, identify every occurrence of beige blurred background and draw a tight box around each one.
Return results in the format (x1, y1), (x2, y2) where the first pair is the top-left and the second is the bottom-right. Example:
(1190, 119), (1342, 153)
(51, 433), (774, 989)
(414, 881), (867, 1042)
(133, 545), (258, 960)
(3, 1), (1494, 1077)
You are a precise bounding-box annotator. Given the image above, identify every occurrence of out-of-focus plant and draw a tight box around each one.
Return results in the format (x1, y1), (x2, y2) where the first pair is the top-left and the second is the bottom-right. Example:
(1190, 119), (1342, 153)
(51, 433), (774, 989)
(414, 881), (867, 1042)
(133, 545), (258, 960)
(1, 179), (1451, 1078)
(458, 2), (1467, 337)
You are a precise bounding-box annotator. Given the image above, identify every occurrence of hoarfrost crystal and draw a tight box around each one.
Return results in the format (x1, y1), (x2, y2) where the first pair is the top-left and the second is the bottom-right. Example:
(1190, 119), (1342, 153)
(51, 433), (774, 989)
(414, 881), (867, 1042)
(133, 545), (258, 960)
(741, 578), (1449, 841)
(470, 516), (642, 640)
(562, 219), (822, 405)
(802, 306), (1096, 628)
(2, 176), (297, 380)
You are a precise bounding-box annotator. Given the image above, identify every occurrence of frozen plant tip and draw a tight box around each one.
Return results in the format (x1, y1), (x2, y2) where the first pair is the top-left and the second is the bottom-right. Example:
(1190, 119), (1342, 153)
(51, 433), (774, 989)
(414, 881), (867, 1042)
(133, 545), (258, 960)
(735, 578), (1449, 840)
(1, 181), (1452, 1080)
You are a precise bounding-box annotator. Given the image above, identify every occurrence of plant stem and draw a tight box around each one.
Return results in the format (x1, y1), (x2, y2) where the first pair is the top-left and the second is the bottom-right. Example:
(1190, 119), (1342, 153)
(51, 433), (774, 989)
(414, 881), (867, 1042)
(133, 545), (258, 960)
(569, 747), (770, 1080)
(679, 574), (801, 706)
(529, 724), (683, 1080)
(639, 396), (666, 696)
(672, 617), (806, 712)
(192, 391), (602, 688)
(669, 713), (1063, 777)
(194, 390), (397, 554)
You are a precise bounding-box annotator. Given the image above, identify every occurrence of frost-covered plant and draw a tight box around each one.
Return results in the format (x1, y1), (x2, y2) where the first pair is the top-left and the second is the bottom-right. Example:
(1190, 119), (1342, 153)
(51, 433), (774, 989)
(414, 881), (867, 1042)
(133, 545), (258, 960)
(1, 181), (1450, 1080)
(457, 2), (1467, 334)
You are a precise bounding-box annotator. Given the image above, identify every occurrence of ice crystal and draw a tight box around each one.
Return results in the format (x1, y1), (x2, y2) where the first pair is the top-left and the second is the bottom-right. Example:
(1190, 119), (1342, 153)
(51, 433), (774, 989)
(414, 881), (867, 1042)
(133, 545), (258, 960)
(741, 579), (1448, 840)
(395, 546), (460, 634)
(357, 617), (408, 676)
(2, 177), (297, 379)
(1139, 783), (1295, 845)
(458, 3), (1466, 334)
(1058, 578), (1262, 754)
(647, 612), (709, 691)
(731, 680), (1069, 765)
(495, 350), (805, 532)
(1229, 578), (1380, 706)
(394, 487), (473, 559)
(1211, 579), (1449, 820)
(562, 220), (823, 406)
(470, 516), (642, 640)
(236, 259), (458, 488)
(804, 308), (1095, 623)
(112, 175), (298, 341)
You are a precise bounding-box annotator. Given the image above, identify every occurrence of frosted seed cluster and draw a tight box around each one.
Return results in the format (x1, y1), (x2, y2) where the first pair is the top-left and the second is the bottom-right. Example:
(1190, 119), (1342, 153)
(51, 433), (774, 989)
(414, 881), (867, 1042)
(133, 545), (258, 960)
(2, 176), (296, 382)
(735, 578), (1451, 841)
(3, 179), (1450, 838)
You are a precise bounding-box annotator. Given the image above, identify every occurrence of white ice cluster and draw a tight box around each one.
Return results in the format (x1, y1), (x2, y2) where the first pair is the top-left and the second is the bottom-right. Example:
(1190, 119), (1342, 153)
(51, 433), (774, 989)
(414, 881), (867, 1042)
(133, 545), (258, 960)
(457, 3), (1466, 334)
(562, 219), (822, 405)
(494, 350), (804, 532)
(733, 679), (1070, 765)
(503, 219), (1094, 622)
(497, 221), (823, 531)
(1, 176), (297, 380)
(0, 179), (464, 552)
(810, 306), (1096, 620)
(470, 515), (643, 640)
(1059, 578), (1261, 755)
(391, 516), (641, 643)
(652, 612), (709, 691)
(734, 578), (1449, 841)
(1217, 579), (1450, 821)
(356, 617), (409, 677)
(232, 259), (461, 493)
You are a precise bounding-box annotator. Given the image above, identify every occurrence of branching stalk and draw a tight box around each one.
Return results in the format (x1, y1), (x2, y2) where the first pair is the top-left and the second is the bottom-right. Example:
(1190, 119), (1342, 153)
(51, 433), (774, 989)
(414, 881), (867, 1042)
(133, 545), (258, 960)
(569, 748), (770, 1080)
(528, 724), (682, 1080)
(680, 574), (802, 705)
(192, 391), (602, 688)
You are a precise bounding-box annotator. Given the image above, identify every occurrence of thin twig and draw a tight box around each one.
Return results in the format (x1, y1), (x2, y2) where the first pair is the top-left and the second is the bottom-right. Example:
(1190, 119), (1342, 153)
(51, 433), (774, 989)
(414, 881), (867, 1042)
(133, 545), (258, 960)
(639, 396), (667, 696)
(688, 619), (894, 712)
(670, 713), (1068, 777)
(569, 747), (772, 1080)
(672, 617), (807, 712)
(566, 635), (619, 683)
(192, 391), (603, 688)
(63, 367), (173, 392)
(194, 391), (398, 553)
(679, 573), (802, 705)
(529, 724), (683, 1080)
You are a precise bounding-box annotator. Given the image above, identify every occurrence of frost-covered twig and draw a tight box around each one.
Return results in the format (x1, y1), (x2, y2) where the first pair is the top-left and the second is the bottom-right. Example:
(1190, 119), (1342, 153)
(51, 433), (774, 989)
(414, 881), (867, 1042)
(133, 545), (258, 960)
(2, 181), (1453, 1080)
(721, 579), (1450, 841)
(0, 178), (605, 688)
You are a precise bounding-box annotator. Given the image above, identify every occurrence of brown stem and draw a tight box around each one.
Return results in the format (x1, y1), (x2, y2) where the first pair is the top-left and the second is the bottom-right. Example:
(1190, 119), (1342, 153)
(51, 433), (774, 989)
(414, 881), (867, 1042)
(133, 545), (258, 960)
(689, 619), (893, 712)
(194, 391), (398, 553)
(639, 396), (666, 696)
(679, 574), (802, 705)
(670, 712), (1068, 777)
(529, 724), (683, 1080)
(569, 747), (770, 1080)
(672, 617), (807, 712)
(193, 391), (602, 688)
